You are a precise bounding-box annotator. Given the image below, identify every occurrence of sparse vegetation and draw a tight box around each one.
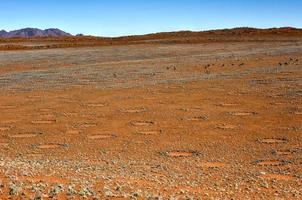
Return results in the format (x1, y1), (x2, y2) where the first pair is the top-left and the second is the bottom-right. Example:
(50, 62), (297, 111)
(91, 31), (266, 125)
(0, 30), (301, 199)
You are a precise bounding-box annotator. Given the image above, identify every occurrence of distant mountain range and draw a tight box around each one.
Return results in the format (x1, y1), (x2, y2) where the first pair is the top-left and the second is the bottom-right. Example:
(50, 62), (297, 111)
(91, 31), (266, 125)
(0, 28), (73, 38)
(1, 27), (302, 39)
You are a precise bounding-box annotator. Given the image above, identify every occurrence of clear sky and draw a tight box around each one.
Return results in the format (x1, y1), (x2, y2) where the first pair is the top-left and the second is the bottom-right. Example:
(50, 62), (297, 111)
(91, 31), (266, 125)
(0, 0), (301, 36)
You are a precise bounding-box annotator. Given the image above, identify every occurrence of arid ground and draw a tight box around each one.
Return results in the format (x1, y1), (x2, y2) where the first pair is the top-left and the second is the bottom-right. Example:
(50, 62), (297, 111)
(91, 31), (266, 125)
(0, 29), (301, 199)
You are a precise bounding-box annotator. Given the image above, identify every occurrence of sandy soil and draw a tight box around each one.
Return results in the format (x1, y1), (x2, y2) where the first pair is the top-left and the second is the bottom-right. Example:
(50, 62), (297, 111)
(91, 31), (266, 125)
(0, 33), (301, 199)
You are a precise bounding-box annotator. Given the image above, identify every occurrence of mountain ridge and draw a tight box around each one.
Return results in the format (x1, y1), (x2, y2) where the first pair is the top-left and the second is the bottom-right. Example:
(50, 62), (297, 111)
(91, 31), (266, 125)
(0, 28), (72, 38)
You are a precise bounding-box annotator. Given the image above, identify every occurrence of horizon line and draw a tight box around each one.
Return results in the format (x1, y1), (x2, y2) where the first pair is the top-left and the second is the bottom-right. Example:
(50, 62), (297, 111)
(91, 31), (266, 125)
(1, 26), (302, 38)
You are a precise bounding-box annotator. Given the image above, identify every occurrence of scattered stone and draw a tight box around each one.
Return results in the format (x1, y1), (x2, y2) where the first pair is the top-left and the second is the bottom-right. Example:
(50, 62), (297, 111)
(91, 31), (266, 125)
(49, 184), (63, 197)
(9, 183), (21, 196)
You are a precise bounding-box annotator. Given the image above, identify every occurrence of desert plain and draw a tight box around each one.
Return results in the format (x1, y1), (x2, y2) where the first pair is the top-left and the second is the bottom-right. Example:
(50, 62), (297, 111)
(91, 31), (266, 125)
(0, 28), (301, 199)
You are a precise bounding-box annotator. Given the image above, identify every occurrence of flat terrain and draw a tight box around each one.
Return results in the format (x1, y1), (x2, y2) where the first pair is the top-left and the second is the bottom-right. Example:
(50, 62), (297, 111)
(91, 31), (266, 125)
(0, 30), (301, 199)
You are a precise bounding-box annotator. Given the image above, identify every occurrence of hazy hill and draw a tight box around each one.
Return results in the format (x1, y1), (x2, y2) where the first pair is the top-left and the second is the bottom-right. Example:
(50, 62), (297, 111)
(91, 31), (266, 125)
(0, 28), (72, 38)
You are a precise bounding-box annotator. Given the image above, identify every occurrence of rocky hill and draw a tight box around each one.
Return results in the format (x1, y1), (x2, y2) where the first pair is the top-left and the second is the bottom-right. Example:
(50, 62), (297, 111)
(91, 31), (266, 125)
(0, 28), (72, 38)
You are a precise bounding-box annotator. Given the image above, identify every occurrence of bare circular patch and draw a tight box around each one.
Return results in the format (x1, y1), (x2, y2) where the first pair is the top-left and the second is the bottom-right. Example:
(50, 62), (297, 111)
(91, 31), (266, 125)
(201, 162), (226, 168)
(39, 114), (56, 118)
(38, 143), (65, 149)
(178, 107), (203, 112)
(63, 112), (78, 117)
(0, 105), (16, 109)
(86, 103), (106, 108)
(130, 121), (155, 126)
(270, 102), (286, 106)
(10, 132), (42, 138)
(259, 138), (288, 144)
(38, 108), (53, 112)
(121, 107), (146, 113)
(216, 124), (238, 130)
(31, 119), (56, 124)
(256, 160), (286, 166)
(1, 120), (18, 124)
(135, 130), (160, 135)
(260, 173), (294, 181)
(80, 123), (97, 128)
(217, 103), (237, 107)
(0, 142), (9, 147)
(273, 150), (292, 156)
(185, 115), (209, 121)
(0, 126), (11, 131)
(230, 112), (257, 116)
(25, 153), (43, 158)
(164, 150), (200, 158)
(27, 95), (43, 99)
(88, 134), (116, 140)
(66, 129), (81, 134)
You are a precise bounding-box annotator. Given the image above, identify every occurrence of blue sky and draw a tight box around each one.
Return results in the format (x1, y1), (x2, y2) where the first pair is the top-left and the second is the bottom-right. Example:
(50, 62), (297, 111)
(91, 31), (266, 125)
(0, 0), (301, 36)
